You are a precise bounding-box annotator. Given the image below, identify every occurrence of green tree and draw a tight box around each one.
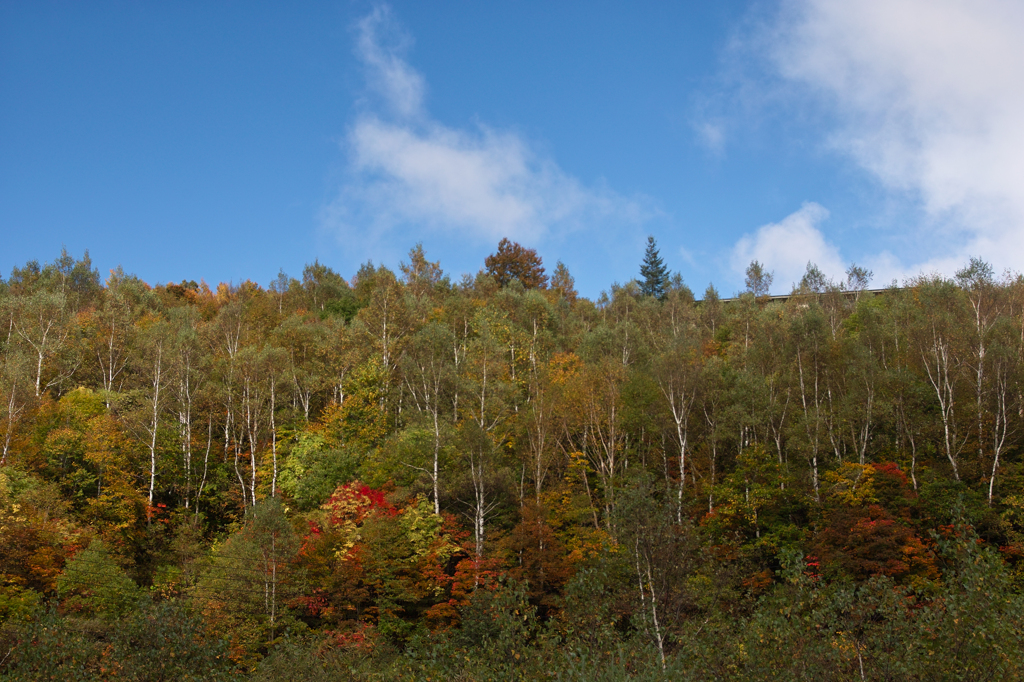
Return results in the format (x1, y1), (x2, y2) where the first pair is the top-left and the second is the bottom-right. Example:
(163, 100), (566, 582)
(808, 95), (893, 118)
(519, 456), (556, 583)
(400, 243), (446, 303)
(6, 289), (76, 397)
(199, 497), (300, 654)
(745, 259), (774, 299)
(638, 235), (669, 300)
(549, 260), (578, 303)
(0, 341), (32, 466)
(301, 260), (349, 313)
(57, 538), (142, 619)
(278, 430), (357, 510)
(399, 321), (458, 513)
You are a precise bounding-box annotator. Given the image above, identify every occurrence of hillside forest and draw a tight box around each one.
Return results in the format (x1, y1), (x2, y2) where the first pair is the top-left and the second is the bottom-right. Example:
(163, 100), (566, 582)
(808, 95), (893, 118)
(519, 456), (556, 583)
(1, 242), (1023, 680)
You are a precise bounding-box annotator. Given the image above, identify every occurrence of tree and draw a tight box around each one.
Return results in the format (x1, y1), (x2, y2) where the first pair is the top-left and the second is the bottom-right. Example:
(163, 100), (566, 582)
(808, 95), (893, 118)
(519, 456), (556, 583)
(549, 260), (578, 303)
(790, 304), (831, 500)
(615, 474), (704, 669)
(353, 265), (410, 379)
(134, 317), (167, 511)
(57, 538), (142, 619)
(274, 312), (329, 422)
(166, 305), (208, 510)
(301, 260), (348, 312)
(200, 497), (300, 652)
(400, 243), (445, 301)
(845, 263), (873, 298)
(638, 236), (669, 300)
(955, 257), (1005, 495)
(87, 268), (150, 408)
(813, 463), (933, 582)
(399, 321), (457, 513)
(745, 260), (773, 299)
(7, 290), (76, 396)
(454, 307), (516, 559)
(653, 334), (701, 521)
(984, 311), (1020, 503)
(484, 238), (548, 289)
(798, 261), (831, 294)
(0, 337), (31, 465)
(910, 277), (969, 481)
(562, 356), (628, 529)
(701, 283), (722, 335)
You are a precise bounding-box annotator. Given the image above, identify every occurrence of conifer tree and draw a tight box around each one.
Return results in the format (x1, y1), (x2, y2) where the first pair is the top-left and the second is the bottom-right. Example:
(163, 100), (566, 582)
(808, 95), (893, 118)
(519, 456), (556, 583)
(639, 236), (669, 300)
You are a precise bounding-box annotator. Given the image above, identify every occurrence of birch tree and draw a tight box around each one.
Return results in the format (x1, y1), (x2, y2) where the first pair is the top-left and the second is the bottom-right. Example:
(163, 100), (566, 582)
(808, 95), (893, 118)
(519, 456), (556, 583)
(654, 337), (700, 521)
(913, 278), (969, 480)
(167, 306), (206, 508)
(9, 290), (76, 396)
(133, 317), (168, 510)
(956, 259), (1002, 469)
(400, 321), (456, 514)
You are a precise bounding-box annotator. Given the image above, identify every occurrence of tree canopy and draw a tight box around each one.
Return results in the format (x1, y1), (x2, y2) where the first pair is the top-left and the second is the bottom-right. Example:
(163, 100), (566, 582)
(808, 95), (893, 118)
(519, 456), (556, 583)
(484, 238), (548, 288)
(2, 247), (1024, 679)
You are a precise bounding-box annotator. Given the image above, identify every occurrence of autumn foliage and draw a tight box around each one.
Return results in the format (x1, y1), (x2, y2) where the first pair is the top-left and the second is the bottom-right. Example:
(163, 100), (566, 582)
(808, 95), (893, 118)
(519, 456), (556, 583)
(484, 238), (548, 289)
(1, 248), (1024, 679)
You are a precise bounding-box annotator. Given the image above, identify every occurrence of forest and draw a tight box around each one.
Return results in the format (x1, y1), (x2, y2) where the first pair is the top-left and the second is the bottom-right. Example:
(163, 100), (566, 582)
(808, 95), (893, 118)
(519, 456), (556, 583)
(1, 241), (1023, 681)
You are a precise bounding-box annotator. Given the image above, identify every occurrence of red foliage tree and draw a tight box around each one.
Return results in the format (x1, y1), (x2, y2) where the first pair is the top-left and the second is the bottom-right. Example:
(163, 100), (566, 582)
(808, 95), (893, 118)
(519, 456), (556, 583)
(814, 463), (936, 582)
(484, 238), (548, 289)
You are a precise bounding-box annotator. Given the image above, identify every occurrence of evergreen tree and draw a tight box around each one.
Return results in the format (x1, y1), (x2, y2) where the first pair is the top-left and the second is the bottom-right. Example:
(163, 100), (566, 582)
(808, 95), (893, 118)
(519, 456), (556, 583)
(639, 235), (669, 300)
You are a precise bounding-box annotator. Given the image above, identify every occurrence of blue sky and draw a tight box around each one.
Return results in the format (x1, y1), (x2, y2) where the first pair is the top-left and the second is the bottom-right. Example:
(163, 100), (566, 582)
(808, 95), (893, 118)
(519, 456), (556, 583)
(3, 1), (1023, 298)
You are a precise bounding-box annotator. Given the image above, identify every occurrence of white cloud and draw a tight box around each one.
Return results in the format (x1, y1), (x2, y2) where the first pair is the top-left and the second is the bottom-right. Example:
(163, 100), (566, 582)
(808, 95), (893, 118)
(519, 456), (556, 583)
(677, 245), (697, 267)
(765, 0), (1024, 277)
(694, 120), (726, 154)
(345, 117), (640, 244)
(324, 4), (650, 252)
(355, 5), (425, 120)
(732, 202), (845, 292)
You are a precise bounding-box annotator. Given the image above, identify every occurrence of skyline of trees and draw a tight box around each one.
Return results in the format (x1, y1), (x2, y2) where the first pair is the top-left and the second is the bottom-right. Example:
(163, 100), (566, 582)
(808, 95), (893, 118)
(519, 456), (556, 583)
(2, 243), (1023, 679)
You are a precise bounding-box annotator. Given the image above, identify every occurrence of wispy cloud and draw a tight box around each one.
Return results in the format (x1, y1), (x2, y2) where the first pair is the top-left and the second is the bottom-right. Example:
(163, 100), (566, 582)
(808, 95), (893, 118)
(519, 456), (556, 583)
(354, 5), (425, 119)
(762, 0), (1024, 277)
(732, 202), (845, 293)
(694, 120), (726, 155)
(323, 4), (651, 258)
